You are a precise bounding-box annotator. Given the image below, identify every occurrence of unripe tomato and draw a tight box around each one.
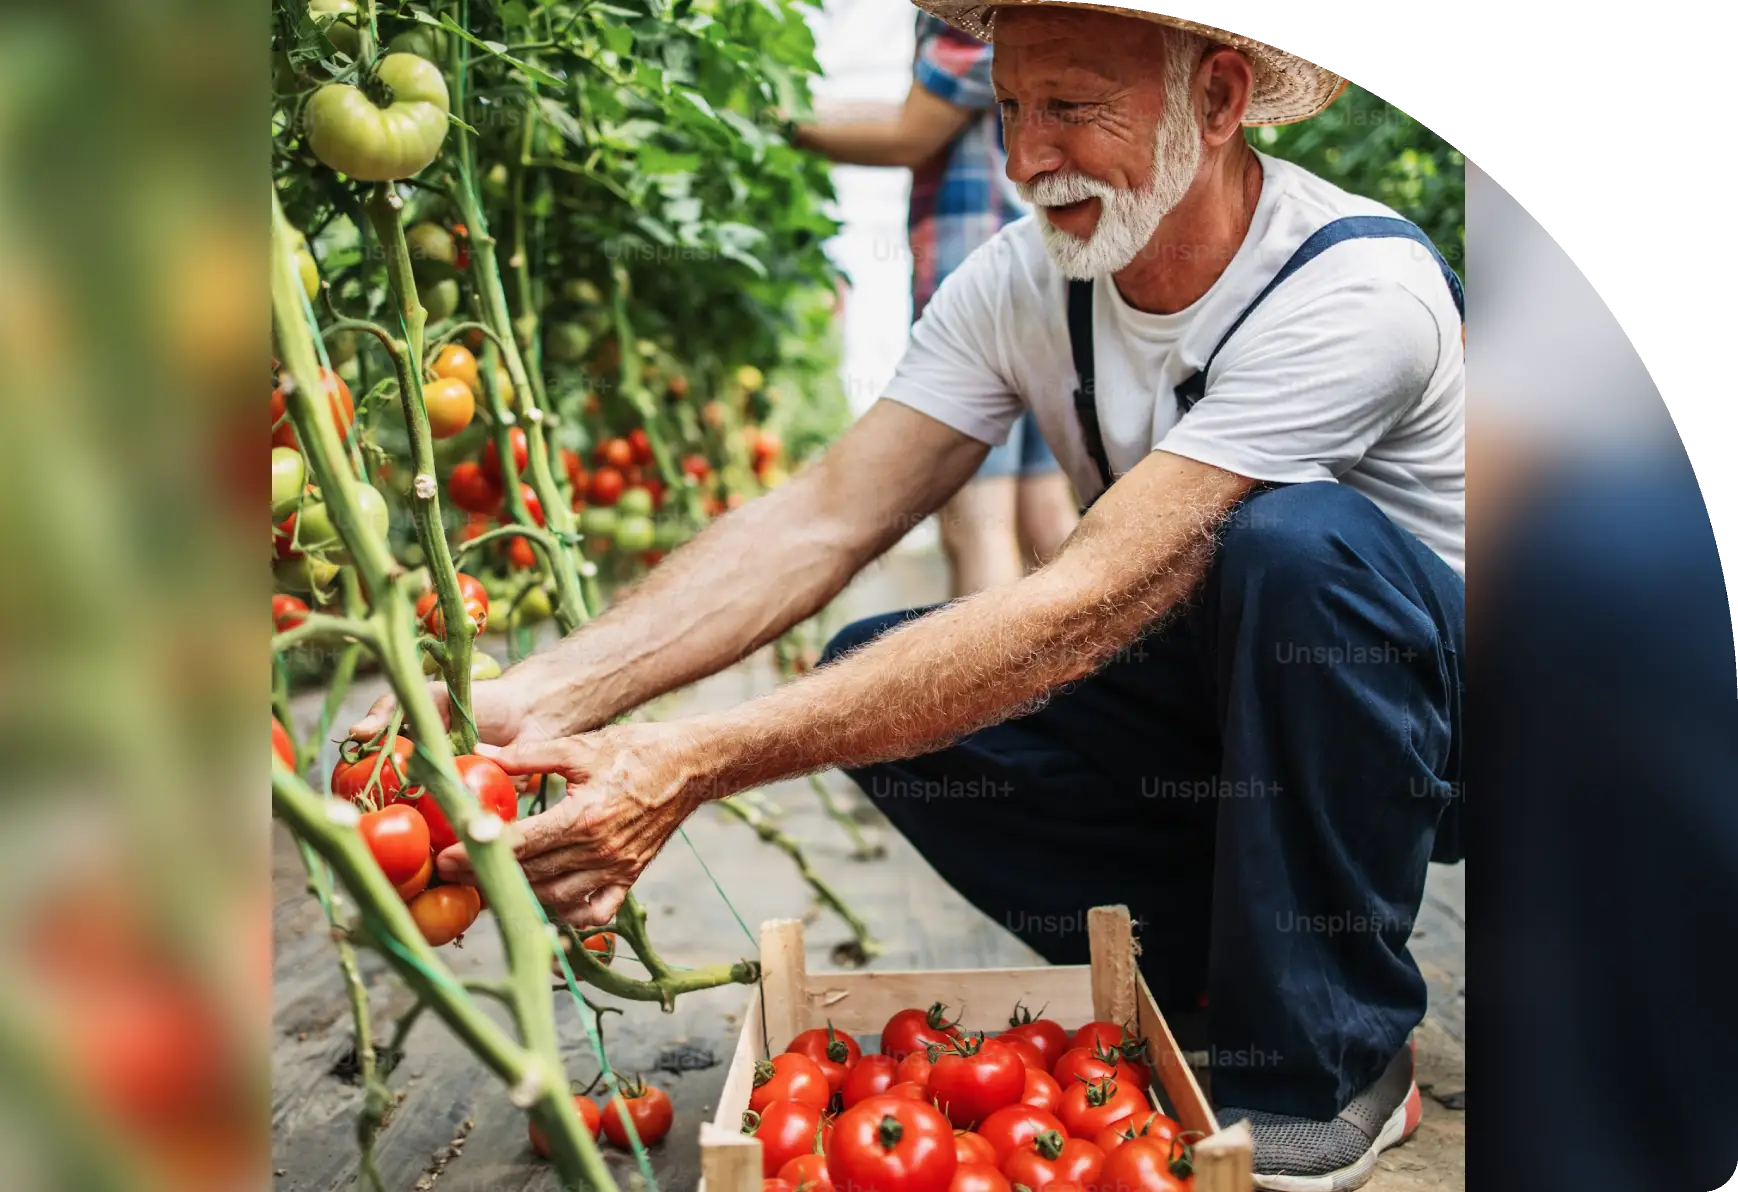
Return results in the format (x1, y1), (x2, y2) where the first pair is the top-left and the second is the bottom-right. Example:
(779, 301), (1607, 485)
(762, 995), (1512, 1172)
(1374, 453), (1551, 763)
(843, 1054), (899, 1109)
(616, 486), (654, 518)
(415, 573), (489, 638)
(297, 484), (389, 563)
(306, 53), (451, 182)
(587, 466), (625, 506)
(448, 461), (503, 514)
(579, 505), (618, 542)
(331, 737), (415, 807)
(272, 594), (309, 633)
(406, 753), (519, 852)
(271, 447), (305, 518)
(595, 437), (634, 470)
(788, 1023), (862, 1097)
(614, 515), (655, 553)
(749, 1052), (831, 1114)
(601, 1081), (673, 1148)
(529, 1094), (602, 1157)
(423, 376), (475, 439)
(406, 223), (458, 278)
(271, 367), (354, 450)
(545, 321), (592, 363)
(419, 278), (460, 321)
(702, 400), (728, 429)
(667, 373), (690, 398)
(627, 427), (654, 466)
(407, 884), (480, 946)
(482, 428), (529, 484)
(358, 804), (431, 885)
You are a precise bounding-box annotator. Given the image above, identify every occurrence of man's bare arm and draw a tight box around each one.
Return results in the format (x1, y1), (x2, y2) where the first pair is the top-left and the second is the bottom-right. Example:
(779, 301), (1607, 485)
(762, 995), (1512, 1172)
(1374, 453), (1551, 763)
(355, 402), (988, 743)
(691, 452), (1256, 788)
(793, 84), (977, 169)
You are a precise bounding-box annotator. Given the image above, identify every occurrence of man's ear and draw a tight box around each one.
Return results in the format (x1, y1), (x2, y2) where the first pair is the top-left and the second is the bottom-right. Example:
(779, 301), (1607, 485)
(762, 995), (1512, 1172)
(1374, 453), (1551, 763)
(1197, 47), (1255, 148)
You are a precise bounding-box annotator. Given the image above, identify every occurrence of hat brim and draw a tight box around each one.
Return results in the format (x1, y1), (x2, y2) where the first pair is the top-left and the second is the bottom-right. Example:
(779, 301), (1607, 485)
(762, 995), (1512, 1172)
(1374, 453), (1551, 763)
(912, 0), (1347, 126)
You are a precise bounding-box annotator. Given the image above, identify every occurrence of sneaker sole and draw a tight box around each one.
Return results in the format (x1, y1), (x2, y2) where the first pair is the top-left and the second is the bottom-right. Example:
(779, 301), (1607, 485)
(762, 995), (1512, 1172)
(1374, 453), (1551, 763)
(1250, 1081), (1423, 1192)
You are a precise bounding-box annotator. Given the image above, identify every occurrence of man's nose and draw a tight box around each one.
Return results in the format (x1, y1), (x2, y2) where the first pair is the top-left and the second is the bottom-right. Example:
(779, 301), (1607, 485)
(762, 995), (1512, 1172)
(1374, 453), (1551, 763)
(1002, 111), (1065, 185)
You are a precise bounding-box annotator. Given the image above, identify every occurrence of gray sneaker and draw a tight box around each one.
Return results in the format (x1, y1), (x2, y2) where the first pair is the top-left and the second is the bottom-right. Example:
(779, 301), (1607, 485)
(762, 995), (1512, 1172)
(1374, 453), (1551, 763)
(1216, 1041), (1423, 1191)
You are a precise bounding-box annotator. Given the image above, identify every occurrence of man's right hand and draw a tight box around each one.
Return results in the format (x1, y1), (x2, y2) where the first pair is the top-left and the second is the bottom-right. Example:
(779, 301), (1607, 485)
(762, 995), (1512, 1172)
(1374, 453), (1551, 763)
(349, 675), (567, 750)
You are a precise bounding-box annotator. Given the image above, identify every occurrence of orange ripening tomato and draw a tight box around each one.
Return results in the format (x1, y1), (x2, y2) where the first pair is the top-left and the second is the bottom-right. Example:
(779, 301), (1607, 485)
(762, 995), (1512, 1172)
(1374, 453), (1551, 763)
(431, 343), (479, 390)
(595, 436), (635, 470)
(423, 375), (476, 439)
(582, 932), (617, 965)
(529, 1094), (602, 1157)
(408, 884), (481, 946)
(415, 573), (489, 638)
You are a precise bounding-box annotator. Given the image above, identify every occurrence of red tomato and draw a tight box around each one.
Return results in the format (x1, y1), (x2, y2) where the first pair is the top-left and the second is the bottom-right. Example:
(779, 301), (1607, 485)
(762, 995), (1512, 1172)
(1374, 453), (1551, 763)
(415, 573), (489, 638)
(274, 512), (300, 558)
(975, 1105), (1066, 1164)
(601, 1081), (673, 1147)
(449, 461), (504, 514)
(788, 1024), (863, 1097)
(582, 932), (617, 966)
(1097, 1136), (1192, 1191)
(645, 478), (666, 509)
(884, 1081), (928, 1100)
(394, 854), (432, 900)
(842, 1054), (899, 1109)
(896, 1050), (935, 1090)
(560, 447), (584, 488)
(997, 1034), (1046, 1072)
(331, 737), (415, 807)
(271, 367), (353, 449)
(1001, 1132), (1104, 1191)
(272, 717), (295, 769)
(358, 804), (431, 885)
(1020, 1069), (1062, 1114)
(528, 1094), (602, 1157)
(750, 1099), (828, 1177)
(482, 427), (529, 483)
(272, 593), (309, 633)
(881, 1004), (961, 1061)
(950, 1163), (1012, 1192)
(505, 535), (537, 569)
(1050, 1041), (1124, 1090)
(406, 753), (519, 852)
(513, 482), (545, 527)
(752, 429), (782, 470)
(954, 1132), (998, 1166)
(682, 453), (711, 482)
(1114, 1046), (1152, 1092)
(596, 436), (635, 470)
(749, 1052), (832, 1114)
(587, 466), (625, 506)
(1069, 1022), (1123, 1052)
(1056, 1076), (1146, 1140)
(1004, 1006), (1071, 1072)
(928, 1035), (1026, 1130)
(825, 1095), (957, 1192)
(764, 1182), (794, 1192)
(627, 427), (654, 465)
(1093, 1111), (1180, 1156)
(778, 1152), (834, 1192)
(407, 884), (481, 946)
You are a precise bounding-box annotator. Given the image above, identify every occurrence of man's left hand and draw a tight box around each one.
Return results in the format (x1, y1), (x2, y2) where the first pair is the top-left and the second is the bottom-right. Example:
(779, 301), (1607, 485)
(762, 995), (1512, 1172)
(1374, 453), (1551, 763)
(433, 721), (709, 927)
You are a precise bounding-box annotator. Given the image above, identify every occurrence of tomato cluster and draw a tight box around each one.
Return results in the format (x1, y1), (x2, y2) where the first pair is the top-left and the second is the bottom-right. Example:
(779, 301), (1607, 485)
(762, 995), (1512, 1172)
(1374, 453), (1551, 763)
(745, 1004), (1199, 1192)
(330, 736), (518, 949)
(526, 1078), (674, 1159)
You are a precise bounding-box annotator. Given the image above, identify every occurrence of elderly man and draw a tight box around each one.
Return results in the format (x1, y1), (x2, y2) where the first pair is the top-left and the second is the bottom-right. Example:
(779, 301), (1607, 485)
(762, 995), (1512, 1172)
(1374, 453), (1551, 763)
(357, 3), (1463, 1185)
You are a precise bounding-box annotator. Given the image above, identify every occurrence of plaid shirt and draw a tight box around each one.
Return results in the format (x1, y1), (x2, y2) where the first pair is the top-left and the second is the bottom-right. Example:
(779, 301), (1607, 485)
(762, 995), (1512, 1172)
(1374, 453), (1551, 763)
(909, 13), (1026, 318)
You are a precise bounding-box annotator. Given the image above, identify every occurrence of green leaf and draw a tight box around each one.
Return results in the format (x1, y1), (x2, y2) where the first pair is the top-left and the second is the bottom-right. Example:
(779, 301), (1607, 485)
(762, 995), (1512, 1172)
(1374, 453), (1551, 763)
(419, 12), (565, 87)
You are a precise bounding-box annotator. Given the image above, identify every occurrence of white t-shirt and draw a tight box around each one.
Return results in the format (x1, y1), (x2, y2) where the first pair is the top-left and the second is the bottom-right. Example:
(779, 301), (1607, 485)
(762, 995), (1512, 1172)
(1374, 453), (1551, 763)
(883, 151), (1466, 575)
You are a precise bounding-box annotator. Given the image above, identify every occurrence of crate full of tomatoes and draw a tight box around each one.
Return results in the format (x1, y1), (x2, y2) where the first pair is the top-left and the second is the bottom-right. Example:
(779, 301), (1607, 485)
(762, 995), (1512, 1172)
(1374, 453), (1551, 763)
(700, 909), (1254, 1192)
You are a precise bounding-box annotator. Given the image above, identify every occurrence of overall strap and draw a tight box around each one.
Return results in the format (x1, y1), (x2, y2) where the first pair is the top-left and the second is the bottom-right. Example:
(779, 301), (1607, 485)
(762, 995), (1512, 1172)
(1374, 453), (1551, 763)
(1067, 278), (1114, 494)
(1172, 215), (1465, 413)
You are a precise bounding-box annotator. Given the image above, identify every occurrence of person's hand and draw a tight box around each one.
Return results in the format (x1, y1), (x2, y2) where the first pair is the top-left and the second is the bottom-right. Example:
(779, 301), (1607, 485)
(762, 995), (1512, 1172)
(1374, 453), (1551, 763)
(348, 672), (568, 750)
(433, 721), (714, 927)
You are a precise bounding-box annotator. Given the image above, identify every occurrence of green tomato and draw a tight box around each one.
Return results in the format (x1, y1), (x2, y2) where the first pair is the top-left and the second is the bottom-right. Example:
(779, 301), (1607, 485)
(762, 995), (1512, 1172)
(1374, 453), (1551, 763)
(512, 586), (553, 624)
(545, 321), (592, 364)
(419, 278), (460, 321)
(614, 514), (656, 554)
(422, 649), (503, 679)
(405, 222), (457, 280)
(483, 162), (510, 198)
(579, 506), (618, 541)
(388, 25), (451, 61)
(271, 447), (306, 519)
(306, 53), (451, 182)
(616, 486), (654, 518)
(309, 0), (361, 57)
(297, 484), (389, 563)
(274, 554), (338, 594)
(652, 520), (688, 551)
(562, 279), (603, 306)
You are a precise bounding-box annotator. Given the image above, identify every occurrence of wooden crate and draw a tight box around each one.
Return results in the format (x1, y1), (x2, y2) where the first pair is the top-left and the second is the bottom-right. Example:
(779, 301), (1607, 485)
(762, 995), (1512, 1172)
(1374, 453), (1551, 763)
(699, 905), (1253, 1191)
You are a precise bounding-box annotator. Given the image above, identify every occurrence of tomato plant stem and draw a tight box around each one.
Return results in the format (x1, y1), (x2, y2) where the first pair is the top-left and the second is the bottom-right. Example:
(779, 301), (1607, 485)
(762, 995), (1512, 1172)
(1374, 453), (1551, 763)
(365, 181), (479, 753)
(716, 795), (881, 963)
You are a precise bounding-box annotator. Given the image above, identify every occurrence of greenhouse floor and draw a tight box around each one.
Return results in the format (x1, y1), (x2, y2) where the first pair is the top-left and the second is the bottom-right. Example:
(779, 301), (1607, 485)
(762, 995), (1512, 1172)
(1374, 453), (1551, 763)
(272, 547), (1466, 1191)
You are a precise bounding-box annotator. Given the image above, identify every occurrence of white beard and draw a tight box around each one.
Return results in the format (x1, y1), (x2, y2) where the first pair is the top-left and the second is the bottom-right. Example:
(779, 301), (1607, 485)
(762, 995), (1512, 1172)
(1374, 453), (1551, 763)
(1018, 104), (1204, 279)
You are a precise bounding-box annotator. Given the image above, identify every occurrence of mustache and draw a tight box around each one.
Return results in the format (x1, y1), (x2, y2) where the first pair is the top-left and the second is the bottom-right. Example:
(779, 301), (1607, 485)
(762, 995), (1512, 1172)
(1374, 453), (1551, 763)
(1017, 171), (1118, 208)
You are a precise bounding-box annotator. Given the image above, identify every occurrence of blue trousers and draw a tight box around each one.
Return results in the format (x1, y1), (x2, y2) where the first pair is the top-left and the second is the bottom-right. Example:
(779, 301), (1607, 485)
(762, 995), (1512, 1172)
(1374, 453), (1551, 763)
(823, 482), (1465, 1119)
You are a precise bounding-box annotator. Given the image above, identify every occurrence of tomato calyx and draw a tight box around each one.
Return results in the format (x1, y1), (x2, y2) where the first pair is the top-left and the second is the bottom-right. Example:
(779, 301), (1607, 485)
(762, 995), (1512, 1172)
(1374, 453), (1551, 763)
(822, 1021), (851, 1065)
(1168, 1131), (1205, 1178)
(752, 1058), (777, 1087)
(1031, 1129), (1067, 1161)
(1081, 1075), (1121, 1107)
(1086, 1038), (1123, 1069)
(942, 1030), (988, 1058)
(1007, 1000), (1050, 1028)
(875, 1113), (904, 1151)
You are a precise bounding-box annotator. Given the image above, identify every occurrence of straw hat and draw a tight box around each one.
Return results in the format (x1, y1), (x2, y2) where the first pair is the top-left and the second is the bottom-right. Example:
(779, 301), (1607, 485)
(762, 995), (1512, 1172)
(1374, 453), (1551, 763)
(911, 0), (1346, 126)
